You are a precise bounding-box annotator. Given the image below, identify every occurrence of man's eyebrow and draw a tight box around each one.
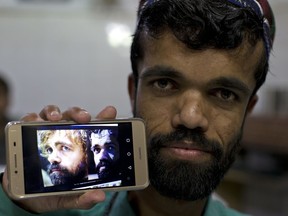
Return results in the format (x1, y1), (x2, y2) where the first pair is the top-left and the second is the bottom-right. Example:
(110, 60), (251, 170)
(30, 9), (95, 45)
(139, 66), (184, 79)
(55, 141), (73, 147)
(209, 77), (252, 95)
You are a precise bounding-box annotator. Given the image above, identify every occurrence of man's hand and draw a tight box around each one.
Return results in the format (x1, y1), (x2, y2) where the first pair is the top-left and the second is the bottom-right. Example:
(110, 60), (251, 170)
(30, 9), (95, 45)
(1, 105), (117, 213)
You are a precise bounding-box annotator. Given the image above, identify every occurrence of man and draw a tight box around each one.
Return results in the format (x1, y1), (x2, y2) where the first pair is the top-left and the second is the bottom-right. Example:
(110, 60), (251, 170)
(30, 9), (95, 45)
(0, 74), (12, 165)
(88, 129), (120, 179)
(38, 129), (88, 186)
(0, 0), (276, 215)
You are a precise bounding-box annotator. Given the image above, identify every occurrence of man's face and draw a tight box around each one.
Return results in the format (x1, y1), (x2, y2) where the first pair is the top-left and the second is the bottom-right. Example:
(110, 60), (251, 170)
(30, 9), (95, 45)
(44, 130), (87, 185)
(128, 32), (262, 200)
(90, 130), (120, 178)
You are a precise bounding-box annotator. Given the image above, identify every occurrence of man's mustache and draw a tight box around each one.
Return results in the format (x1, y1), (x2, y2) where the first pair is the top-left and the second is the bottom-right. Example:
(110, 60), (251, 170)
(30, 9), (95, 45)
(47, 164), (67, 174)
(95, 160), (111, 171)
(149, 128), (223, 160)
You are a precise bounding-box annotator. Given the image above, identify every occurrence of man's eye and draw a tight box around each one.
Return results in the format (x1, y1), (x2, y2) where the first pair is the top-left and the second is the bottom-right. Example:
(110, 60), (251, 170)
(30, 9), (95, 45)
(215, 89), (237, 101)
(153, 79), (174, 90)
(107, 145), (115, 152)
(91, 146), (101, 154)
(62, 146), (71, 152)
(45, 147), (53, 154)
(95, 147), (101, 153)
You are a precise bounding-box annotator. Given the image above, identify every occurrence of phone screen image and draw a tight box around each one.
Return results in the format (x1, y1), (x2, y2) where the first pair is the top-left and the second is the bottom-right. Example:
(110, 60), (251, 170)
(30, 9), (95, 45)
(21, 122), (136, 194)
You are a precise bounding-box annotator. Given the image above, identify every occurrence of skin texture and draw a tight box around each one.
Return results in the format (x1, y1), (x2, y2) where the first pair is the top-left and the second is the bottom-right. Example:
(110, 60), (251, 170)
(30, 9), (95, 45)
(40, 130), (87, 185)
(127, 31), (261, 216)
(1, 33), (263, 215)
(90, 130), (120, 178)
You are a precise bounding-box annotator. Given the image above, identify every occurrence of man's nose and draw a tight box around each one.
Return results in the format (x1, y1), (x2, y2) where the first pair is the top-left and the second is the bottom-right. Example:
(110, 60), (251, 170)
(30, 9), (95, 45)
(48, 151), (61, 164)
(101, 149), (110, 160)
(172, 91), (209, 131)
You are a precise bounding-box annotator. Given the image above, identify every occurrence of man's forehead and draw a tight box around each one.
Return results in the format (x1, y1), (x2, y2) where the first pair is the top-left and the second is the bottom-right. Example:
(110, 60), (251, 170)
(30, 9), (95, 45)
(139, 32), (263, 90)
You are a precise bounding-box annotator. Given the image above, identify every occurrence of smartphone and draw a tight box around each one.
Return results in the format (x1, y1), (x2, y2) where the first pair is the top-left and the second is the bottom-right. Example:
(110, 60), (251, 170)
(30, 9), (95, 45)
(5, 118), (149, 199)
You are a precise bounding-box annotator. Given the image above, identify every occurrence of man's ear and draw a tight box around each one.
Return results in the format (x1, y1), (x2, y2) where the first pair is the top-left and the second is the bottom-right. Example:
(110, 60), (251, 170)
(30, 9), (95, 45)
(246, 94), (258, 115)
(128, 73), (136, 111)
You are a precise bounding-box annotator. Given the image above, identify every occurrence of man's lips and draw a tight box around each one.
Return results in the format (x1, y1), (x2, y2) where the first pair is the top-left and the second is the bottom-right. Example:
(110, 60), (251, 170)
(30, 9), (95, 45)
(160, 141), (213, 160)
(166, 140), (213, 152)
(49, 168), (62, 174)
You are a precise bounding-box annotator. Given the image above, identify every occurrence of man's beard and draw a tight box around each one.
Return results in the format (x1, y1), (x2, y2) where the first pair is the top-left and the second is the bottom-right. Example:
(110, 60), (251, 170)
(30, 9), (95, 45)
(95, 160), (117, 179)
(147, 127), (242, 201)
(47, 161), (88, 185)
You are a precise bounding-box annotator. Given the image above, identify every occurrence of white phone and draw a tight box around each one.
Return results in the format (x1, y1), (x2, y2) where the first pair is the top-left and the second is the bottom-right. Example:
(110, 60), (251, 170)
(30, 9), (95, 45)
(5, 118), (149, 199)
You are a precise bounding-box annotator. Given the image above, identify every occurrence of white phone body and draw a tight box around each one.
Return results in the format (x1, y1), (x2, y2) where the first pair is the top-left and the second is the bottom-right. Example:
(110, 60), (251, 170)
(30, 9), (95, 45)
(5, 118), (149, 199)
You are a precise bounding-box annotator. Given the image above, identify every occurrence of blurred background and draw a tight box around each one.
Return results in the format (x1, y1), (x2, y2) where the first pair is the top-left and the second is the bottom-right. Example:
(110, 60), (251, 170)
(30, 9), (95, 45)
(0, 0), (287, 215)
(0, 0), (138, 118)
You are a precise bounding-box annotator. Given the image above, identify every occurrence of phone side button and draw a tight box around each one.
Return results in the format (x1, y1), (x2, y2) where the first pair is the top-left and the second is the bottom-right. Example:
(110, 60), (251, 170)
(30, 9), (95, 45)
(14, 154), (17, 169)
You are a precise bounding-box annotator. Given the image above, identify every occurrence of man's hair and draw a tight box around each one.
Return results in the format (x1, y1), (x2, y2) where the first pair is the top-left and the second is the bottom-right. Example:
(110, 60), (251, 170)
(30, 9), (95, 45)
(87, 129), (118, 142)
(131, 0), (274, 95)
(38, 130), (87, 158)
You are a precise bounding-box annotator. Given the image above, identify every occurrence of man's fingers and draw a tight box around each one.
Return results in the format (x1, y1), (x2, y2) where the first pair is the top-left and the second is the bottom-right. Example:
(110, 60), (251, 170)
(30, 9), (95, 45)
(20, 112), (43, 122)
(39, 105), (62, 121)
(20, 105), (115, 124)
(73, 190), (106, 210)
(95, 106), (117, 120)
(37, 106), (91, 122)
(18, 105), (62, 122)
(62, 107), (91, 123)
(16, 190), (106, 213)
(58, 191), (106, 211)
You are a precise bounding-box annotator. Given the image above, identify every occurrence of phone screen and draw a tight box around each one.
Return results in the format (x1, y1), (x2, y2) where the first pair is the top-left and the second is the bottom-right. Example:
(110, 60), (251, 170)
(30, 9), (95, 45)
(21, 122), (136, 194)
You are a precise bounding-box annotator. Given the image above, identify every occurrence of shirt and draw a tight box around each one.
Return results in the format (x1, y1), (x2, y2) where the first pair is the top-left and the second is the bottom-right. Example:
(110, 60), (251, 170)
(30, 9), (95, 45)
(0, 174), (249, 216)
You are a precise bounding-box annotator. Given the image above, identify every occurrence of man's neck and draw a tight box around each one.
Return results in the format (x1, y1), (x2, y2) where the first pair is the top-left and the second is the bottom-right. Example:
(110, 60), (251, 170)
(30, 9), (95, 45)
(128, 186), (208, 216)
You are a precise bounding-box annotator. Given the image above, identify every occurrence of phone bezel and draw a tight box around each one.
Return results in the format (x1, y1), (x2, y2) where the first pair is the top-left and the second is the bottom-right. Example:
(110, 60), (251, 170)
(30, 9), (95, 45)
(5, 119), (149, 199)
